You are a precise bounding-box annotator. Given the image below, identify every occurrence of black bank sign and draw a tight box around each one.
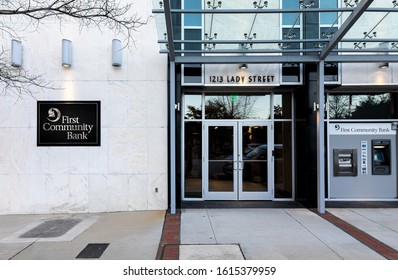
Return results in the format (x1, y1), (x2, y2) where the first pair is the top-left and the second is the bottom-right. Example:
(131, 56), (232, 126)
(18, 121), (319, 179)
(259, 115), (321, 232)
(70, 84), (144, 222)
(37, 101), (101, 146)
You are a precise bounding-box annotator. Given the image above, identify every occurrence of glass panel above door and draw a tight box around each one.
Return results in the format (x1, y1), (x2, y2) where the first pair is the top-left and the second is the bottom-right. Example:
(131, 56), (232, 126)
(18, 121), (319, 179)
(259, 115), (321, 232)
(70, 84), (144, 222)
(205, 94), (271, 120)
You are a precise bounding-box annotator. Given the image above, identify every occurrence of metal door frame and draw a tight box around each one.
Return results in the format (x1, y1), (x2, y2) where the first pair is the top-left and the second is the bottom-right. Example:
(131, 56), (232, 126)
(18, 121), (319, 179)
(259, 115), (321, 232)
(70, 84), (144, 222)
(203, 120), (274, 200)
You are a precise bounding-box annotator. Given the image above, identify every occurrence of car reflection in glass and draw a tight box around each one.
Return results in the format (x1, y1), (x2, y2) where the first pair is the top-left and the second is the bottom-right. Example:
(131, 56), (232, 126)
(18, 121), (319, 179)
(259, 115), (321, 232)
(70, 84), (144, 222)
(223, 144), (268, 176)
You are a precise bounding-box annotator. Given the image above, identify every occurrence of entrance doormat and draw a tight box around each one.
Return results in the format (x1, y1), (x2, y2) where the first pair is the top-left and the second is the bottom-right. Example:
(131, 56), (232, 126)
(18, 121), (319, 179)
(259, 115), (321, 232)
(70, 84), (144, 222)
(0, 215), (99, 243)
(19, 219), (82, 238)
(76, 243), (110, 259)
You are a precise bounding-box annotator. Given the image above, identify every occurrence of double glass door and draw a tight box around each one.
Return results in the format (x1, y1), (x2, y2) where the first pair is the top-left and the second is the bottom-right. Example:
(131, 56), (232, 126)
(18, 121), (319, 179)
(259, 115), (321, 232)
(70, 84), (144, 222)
(204, 121), (273, 200)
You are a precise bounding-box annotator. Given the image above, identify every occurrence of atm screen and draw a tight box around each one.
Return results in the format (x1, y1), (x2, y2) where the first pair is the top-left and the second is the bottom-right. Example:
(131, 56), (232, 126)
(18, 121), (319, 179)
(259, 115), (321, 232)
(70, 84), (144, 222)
(373, 150), (385, 163)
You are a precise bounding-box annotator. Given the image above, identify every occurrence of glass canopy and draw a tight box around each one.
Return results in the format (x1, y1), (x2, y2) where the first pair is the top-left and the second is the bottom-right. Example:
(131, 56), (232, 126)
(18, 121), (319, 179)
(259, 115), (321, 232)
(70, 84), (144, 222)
(152, 0), (398, 64)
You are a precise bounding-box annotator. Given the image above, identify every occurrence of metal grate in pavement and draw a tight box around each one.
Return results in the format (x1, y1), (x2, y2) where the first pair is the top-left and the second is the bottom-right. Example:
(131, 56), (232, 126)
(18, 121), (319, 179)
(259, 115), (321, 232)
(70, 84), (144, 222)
(76, 243), (110, 259)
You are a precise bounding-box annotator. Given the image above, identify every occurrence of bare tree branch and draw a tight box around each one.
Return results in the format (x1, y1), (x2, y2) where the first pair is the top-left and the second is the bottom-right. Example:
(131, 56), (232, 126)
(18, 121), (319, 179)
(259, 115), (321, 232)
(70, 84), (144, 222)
(0, 49), (59, 96)
(0, 0), (147, 96)
(0, 0), (147, 44)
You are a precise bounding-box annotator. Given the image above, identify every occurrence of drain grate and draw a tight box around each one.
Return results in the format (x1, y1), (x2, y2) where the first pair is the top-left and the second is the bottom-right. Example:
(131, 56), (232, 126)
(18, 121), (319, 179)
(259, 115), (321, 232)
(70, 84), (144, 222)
(76, 243), (110, 259)
(19, 219), (82, 238)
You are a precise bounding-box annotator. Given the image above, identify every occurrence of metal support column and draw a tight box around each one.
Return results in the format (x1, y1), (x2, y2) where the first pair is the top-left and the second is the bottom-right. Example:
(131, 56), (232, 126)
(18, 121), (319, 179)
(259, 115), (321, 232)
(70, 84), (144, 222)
(169, 61), (177, 214)
(317, 60), (325, 214)
(169, 61), (176, 214)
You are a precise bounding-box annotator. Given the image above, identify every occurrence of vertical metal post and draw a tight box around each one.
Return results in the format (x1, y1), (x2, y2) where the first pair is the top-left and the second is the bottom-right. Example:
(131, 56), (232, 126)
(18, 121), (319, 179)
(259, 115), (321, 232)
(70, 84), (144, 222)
(317, 60), (326, 214)
(170, 61), (176, 214)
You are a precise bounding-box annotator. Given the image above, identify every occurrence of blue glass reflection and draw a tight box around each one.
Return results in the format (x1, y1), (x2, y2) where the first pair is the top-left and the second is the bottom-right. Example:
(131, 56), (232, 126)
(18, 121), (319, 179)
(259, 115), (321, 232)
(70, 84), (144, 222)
(184, 0), (202, 26)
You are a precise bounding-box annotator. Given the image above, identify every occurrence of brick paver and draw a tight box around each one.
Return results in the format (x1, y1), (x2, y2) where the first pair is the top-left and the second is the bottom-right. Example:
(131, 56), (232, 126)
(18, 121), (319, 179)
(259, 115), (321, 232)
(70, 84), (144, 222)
(156, 210), (181, 260)
(321, 211), (398, 260)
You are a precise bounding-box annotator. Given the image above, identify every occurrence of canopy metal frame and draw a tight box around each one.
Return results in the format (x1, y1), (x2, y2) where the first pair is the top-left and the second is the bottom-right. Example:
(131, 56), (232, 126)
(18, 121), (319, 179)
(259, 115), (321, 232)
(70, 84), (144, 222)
(153, 0), (398, 64)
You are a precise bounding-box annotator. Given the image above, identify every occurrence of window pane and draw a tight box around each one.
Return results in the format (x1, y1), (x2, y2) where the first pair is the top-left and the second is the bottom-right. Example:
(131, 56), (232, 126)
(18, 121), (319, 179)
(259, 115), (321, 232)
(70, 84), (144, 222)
(328, 93), (393, 119)
(185, 95), (202, 119)
(184, 29), (201, 50)
(274, 122), (292, 198)
(320, 0), (338, 25)
(274, 94), (292, 119)
(205, 95), (271, 119)
(184, 0), (202, 26)
(184, 122), (202, 198)
(282, 0), (300, 26)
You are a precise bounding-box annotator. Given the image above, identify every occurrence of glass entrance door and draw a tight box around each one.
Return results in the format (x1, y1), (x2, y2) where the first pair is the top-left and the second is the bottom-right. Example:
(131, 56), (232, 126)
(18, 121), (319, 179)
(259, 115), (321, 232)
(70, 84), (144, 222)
(204, 121), (273, 200)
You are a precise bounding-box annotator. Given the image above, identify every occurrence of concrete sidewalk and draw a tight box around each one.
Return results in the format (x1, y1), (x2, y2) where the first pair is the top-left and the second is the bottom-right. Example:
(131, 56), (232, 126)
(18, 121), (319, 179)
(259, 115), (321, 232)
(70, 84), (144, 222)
(1, 208), (398, 260)
(179, 208), (398, 260)
(0, 211), (165, 260)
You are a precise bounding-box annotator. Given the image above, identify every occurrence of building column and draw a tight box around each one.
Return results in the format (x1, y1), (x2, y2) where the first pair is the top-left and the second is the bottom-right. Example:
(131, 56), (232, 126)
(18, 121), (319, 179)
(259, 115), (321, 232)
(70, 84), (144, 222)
(170, 61), (176, 214)
(317, 60), (326, 214)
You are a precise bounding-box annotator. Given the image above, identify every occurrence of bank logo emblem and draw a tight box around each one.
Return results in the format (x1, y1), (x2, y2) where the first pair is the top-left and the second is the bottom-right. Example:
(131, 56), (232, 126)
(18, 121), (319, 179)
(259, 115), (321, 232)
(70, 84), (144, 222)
(47, 108), (61, 122)
(335, 124), (340, 130)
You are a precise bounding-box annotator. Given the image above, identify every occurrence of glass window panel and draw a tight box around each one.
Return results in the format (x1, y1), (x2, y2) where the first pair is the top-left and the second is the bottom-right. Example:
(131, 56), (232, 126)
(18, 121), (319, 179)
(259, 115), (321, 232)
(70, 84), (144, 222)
(274, 122), (292, 198)
(185, 95), (202, 119)
(208, 126), (234, 192)
(184, 0), (202, 26)
(184, 29), (201, 50)
(274, 94), (292, 119)
(205, 95), (271, 119)
(184, 122), (202, 198)
(328, 93), (394, 119)
(320, 0), (338, 25)
(282, 0), (300, 26)
(242, 125), (268, 192)
(183, 65), (202, 84)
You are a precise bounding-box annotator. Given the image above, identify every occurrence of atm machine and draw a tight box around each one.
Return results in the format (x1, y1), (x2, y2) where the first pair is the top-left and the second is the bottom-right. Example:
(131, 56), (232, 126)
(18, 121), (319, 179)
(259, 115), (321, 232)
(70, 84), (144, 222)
(333, 149), (358, 177)
(372, 139), (391, 175)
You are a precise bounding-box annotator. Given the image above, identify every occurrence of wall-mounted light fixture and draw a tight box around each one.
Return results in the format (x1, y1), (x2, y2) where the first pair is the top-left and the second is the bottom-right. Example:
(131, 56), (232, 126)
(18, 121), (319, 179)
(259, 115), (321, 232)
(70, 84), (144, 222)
(11, 39), (22, 67)
(112, 39), (122, 67)
(239, 64), (248, 70)
(378, 42), (389, 69)
(62, 39), (72, 68)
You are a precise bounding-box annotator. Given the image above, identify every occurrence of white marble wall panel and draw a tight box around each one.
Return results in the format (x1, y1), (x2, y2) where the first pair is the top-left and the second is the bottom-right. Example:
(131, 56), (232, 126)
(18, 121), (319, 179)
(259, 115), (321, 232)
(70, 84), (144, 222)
(109, 128), (148, 175)
(342, 63), (394, 85)
(128, 174), (148, 211)
(148, 127), (168, 174)
(0, 129), (14, 175)
(69, 148), (90, 174)
(68, 175), (89, 212)
(88, 175), (110, 213)
(48, 148), (70, 174)
(148, 81), (168, 128)
(27, 175), (51, 213)
(107, 175), (129, 212)
(127, 81), (149, 128)
(0, 0), (168, 214)
(88, 129), (109, 174)
(148, 173), (167, 210)
(48, 175), (70, 213)
(0, 175), (10, 213)
(7, 175), (30, 214)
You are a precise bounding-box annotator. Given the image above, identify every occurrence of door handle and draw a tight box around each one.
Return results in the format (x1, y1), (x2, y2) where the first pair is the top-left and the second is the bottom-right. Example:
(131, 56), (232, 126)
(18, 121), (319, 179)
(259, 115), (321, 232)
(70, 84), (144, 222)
(234, 160), (237, 170)
(239, 160), (244, 170)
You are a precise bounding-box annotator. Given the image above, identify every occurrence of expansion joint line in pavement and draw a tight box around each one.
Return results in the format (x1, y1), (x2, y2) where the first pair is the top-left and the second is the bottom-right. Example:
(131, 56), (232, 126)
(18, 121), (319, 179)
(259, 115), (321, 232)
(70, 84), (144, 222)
(319, 211), (398, 260)
(156, 209), (181, 260)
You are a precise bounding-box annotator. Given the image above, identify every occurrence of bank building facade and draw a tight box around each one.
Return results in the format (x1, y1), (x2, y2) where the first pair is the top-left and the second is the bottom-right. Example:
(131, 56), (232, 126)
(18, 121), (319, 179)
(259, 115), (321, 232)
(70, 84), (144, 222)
(1, 0), (398, 215)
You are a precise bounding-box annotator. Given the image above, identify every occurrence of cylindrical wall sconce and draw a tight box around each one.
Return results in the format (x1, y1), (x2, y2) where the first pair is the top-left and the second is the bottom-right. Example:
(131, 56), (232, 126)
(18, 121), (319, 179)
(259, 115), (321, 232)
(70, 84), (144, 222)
(112, 39), (122, 67)
(11, 39), (22, 67)
(62, 39), (72, 67)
